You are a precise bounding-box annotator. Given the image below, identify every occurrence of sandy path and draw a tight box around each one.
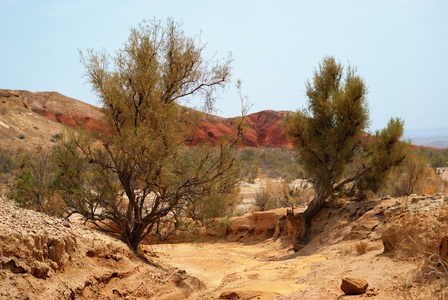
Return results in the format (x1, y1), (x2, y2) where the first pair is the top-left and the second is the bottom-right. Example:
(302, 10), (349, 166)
(150, 239), (326, 299)
(148, 236), (419, 300)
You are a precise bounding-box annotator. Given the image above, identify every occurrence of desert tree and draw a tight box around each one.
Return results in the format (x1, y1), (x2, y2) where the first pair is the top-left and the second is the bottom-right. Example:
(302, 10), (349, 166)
(54, 18), (241, 251)
(284, 56), (407, 250)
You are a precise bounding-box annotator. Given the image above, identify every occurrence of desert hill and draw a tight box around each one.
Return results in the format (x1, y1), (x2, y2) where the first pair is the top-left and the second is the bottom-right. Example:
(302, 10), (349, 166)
(1, 89), (442, 152)
(0, 89), (291, 152)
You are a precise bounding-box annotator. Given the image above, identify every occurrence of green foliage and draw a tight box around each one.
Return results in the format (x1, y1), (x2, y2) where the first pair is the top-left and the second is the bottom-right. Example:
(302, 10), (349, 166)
(354, 118), (407, 195)
(425, 148), (448, 168)
(284, 56), (406, 226)
(54, 18), (238, 251)
(0, 151), (14, 174)
(7, 149), (65, 216)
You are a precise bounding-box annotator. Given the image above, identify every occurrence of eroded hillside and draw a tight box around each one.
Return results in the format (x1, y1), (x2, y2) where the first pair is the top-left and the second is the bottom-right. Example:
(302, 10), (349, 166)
(0, 197), (202, 299)
(0, 89), (292, 152)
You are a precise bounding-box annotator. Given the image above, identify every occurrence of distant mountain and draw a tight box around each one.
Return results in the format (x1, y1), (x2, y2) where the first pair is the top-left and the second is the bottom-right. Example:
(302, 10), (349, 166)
(405, 128), (448, 149)
(408, 137), (448, 149)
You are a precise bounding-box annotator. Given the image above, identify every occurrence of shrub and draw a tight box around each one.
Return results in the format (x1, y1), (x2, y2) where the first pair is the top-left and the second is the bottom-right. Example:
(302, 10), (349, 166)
(383, 206), (448, 298)
(7, 149), (65, 217)
(380, 147), (445, 197)
(239, 148), (302, 182)
(254, 179), (313, 211)
(355, 241), (369, 255)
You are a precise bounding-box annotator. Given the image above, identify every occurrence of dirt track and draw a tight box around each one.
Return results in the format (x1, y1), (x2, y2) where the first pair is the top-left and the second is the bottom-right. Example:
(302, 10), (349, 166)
(149, 236), (417, 300)
(150, 239), (326, 299)
(148, 195), (448, 300)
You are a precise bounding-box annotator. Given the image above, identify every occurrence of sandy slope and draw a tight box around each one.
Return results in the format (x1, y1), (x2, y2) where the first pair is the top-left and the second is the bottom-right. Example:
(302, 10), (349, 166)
(0, 197), (201, 300)
(149, 197), (433, 300)
(1, 193), (447, 299)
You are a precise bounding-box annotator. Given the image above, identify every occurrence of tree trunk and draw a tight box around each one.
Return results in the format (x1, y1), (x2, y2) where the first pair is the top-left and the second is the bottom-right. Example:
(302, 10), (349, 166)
(291, 186), (327, 251)
(124, 222), (145, 252)
(128, 234), (142, 252)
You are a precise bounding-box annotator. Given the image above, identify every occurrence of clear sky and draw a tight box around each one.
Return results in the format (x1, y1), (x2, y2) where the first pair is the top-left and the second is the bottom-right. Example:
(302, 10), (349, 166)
(1, 0), (447, 134)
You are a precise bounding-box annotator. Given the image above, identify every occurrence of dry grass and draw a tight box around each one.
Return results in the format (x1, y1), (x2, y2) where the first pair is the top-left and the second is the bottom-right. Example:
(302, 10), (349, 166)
(254, 179), (313, 211)
(337, 241), (370, 256)
(384, 201), (448, 299)
(355, 241), (369, 255)
(337, 246), (353, 256)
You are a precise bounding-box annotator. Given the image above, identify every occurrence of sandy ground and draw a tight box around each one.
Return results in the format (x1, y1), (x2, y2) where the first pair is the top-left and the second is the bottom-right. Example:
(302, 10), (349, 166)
(150, 239), (324, 299)
(1, 191), (447, 299)
(148, 237), (416, 300)
(146, 194), (448, 300)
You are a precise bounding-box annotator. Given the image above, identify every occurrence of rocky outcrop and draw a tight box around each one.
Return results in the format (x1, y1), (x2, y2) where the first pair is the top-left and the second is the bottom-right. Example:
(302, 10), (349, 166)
(177, 110), (292, 148)
(381, 194), (448, 256)
(0, 197), (204, 299)
(340, 277), (368, 295)
(226, 210), (285, 239)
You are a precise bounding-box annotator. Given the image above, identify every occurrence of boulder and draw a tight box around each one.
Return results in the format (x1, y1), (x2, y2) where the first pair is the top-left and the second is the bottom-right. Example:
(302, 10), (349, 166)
(340, 277), (368, 295)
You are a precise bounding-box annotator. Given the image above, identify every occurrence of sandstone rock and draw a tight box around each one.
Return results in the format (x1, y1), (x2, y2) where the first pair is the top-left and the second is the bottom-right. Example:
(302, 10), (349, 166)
(341, 277), (368, 295)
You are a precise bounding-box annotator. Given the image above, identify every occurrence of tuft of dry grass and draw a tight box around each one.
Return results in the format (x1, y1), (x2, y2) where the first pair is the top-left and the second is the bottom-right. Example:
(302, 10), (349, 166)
(384, 201), (448, 299)
(337, 246), (353, 256)
(355, 241), (369, 255)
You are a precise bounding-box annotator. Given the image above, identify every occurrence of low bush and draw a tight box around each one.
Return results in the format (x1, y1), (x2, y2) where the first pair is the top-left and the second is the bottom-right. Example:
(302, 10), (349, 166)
(355, 241), (369, 255)
(254, 179), (313, 211)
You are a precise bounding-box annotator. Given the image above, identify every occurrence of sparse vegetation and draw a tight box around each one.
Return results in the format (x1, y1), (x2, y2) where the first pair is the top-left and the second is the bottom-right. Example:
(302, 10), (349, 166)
(383, 147), (433, 197)
(254, 179), (313, 211)
(239, 147), (302, 182)
(284, 56), (407, 249)
(355, 241), (369, 255)
(383, 204), (448, 299)
(7, 148), (65, 216)
(51, 18), (240, 251)
(425, 148), (448, 168)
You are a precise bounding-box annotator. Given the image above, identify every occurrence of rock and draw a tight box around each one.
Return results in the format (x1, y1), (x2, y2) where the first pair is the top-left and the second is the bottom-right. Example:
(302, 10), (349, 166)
(341, 277), (368, 295)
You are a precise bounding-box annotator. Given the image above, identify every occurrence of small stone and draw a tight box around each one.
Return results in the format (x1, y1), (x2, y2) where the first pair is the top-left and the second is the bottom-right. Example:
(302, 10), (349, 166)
(341, 277), (368, 295)
(366, 289), (379, 297)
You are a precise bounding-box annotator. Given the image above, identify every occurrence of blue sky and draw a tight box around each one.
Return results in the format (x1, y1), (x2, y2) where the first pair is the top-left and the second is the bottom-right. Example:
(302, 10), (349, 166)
(1, 0), (447, 134)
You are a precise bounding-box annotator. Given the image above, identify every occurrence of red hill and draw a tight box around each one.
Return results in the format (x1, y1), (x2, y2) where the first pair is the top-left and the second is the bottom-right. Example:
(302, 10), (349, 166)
(0, 89), (438, 150)
(0, 89), (291, 148)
